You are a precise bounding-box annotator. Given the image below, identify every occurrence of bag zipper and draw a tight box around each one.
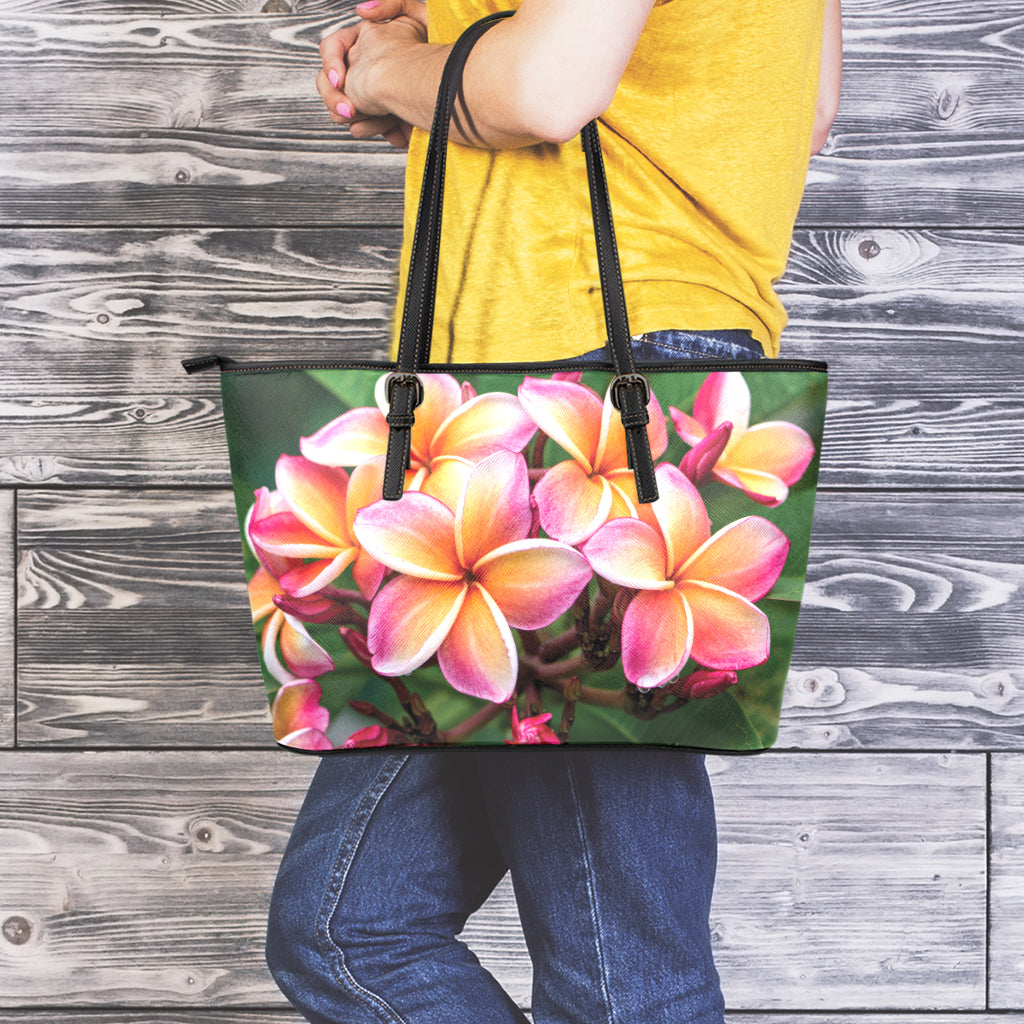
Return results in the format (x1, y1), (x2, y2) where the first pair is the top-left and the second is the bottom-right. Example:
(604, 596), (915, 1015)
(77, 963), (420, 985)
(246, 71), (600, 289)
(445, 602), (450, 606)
(182, 354), (828, 376)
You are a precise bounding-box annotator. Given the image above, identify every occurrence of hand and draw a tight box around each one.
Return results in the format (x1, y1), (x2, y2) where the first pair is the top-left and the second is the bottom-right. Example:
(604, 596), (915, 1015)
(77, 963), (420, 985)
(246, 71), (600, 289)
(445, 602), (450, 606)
(317, 0), (428, 148)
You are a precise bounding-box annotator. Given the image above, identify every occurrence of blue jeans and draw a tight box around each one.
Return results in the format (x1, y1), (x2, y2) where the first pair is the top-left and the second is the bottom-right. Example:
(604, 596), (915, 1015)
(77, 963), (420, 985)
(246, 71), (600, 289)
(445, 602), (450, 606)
(264, 330), (756, 1024)
(266, 750), (723, 1024)
(577, 328), (764, 363)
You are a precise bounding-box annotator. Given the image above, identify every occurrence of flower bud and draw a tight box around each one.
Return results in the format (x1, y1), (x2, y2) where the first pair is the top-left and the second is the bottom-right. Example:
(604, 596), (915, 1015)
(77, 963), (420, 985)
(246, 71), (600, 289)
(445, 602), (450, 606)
(551, 370), (584, 384)
(679, 421), (732, 485)
(671, 668), (739, 700)
(274, 592), (350, 624)
(343, 724), (404, 748)
(506, 706), (561, 745)
(340, 627), (375, 669)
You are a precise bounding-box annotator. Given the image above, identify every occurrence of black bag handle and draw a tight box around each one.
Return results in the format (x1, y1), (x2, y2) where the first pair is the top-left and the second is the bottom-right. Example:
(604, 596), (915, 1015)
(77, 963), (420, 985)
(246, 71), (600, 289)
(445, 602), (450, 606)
(383, 10), (658, 504)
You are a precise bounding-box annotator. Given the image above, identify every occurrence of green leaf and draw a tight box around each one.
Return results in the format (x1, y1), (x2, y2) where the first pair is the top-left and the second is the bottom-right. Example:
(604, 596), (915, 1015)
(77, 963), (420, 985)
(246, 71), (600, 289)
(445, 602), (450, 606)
(635, 691), (766, 750)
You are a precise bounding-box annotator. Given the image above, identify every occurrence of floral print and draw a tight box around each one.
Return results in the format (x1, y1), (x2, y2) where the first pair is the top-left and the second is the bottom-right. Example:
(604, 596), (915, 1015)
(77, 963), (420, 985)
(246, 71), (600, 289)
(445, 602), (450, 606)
(226, 367), (825, 750)
(671, 372), (815, 506)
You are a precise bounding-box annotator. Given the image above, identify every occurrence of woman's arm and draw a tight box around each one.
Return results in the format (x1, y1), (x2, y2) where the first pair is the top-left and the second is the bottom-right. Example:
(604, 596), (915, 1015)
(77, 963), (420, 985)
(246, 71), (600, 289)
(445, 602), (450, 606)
(810, 0), (842, 154)
(318, 0), (657, 149)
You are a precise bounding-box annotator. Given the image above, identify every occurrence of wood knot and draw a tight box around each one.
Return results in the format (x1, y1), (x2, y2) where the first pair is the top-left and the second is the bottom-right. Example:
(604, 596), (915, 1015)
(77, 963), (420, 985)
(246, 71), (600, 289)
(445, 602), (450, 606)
(189, 818), (223, 852)
(2, 915), (33, 946)
(935, 88), (959, 121)
(262, 0), (294, 11)
(174, 169), (190, 184)
(858, 239), (881, 260)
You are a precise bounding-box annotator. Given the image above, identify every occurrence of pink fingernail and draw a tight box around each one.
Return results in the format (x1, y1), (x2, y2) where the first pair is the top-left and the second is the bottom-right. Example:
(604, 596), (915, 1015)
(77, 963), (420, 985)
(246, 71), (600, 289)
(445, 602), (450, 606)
(336, 102), (353, 118)
(358, 1), (380, 8)
(328, 68), (339, 88)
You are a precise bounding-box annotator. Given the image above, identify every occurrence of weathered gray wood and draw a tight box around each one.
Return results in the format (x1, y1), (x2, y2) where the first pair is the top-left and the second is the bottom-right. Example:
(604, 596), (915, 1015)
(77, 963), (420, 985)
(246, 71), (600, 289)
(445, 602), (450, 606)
(0, 4), (1022, 226)
(2, 134), (1023, 229)
(990, 754), (1024, 1008)
(3, 329), (1021, 487)
(15, 490), (270, 746)
(15, 488), (1024, 748)
(3, 227), (1023, 361)
(0, 751), (316, 1005)
(781, 492), (1024, 749)
(2, 227), (1021, 487)
(2, 15), (1022, 134)
(0, 490), (13, 748)
(0, 751), (986, 1008)
(707, 753), (986, 1008)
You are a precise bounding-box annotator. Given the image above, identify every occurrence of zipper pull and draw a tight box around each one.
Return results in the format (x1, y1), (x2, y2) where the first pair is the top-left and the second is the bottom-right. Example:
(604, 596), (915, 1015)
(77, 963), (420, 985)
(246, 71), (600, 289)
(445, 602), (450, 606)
(181, 354), (226, 375)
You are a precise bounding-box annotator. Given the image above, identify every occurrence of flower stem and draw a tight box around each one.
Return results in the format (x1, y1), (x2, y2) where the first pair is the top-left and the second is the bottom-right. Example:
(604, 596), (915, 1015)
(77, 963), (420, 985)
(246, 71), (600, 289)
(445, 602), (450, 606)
(523, 652), (586, 681)
(538, 627), (581, 662)
(543, 674), (624, 709)
(531, 430), (548, 469)
(439, 701), (508, 744)
(348, 700), (404, 730)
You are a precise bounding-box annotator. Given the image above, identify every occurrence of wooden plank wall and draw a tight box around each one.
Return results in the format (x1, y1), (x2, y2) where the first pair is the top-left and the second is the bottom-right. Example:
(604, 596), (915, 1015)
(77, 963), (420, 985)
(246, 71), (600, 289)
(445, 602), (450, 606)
(1, 0), (1022, 1020)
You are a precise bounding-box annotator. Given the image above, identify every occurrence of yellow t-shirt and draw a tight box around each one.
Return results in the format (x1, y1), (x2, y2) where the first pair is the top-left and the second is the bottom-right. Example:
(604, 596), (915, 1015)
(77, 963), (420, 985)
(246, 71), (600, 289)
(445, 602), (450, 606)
(394, 0), (826, 361)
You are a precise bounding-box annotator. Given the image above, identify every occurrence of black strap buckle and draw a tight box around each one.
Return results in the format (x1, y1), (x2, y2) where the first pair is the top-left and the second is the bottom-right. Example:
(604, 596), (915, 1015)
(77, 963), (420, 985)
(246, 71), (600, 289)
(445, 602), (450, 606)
(385, 372), (425, 410)
(610, 373), (652, 412)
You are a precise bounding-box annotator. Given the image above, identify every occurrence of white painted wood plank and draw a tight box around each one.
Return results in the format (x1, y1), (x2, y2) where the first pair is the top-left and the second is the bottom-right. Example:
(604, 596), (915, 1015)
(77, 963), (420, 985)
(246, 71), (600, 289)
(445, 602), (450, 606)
(0, 5), (1021, 226)
(14, 489), (1024, 748)
(0, 489), (13, 748)
(990, 753), (1024, 1008)
(706, 753), (986, 1009)
(781, 492), (1024, 749)
(0, 752), (986, 1009)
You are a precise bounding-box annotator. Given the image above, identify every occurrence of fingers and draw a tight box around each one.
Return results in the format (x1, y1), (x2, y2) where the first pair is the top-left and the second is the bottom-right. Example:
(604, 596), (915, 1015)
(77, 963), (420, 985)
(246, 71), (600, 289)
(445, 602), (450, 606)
(355, 0), (427, 27)
(318, 23), (356, 72)
(350, 116), (411, 149)
(315, 66), (411, 148)
(315, 67), (356, 123)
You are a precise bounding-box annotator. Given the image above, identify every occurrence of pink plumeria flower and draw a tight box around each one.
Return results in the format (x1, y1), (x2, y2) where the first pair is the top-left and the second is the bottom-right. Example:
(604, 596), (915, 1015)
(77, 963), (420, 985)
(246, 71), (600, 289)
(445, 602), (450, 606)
(518, 375), (668, 544)
(582, 463), (790, 689)
(248, 454), (386, 599)
(272, 678), (332, 747)
(670, 372), (815, 507)
(248, 566), (334, 685)
(353, 450), (593, 703)
(506, 706), (560, 745)
(299, 373), (537, 509)
(278, 727), (334, 750)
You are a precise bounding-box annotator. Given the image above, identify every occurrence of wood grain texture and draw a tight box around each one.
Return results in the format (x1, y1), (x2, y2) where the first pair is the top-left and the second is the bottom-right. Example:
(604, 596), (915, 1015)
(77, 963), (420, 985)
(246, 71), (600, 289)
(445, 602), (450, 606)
(2, 135), (1023, 229)
(0, 135), (407, 228)
(780, 492), (1024, 750)
(0, 751), (317, 1005)
(3, 227), (1022, 359)
(1, 227), (1021, 488)
(990, 754), (1024, 1008)
(14, 489), (1024, 749)
(0, 3), (1021, 226)
(707, 752), (986, 1009)
(0, 490), (13, 748)
(15, 490), (270, 746)
(0, 751), (986, 1009)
